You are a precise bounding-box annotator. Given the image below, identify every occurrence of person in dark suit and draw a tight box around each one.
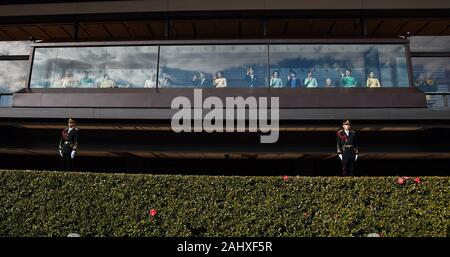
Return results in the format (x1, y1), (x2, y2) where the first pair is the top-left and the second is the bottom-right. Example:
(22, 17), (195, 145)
(59, 118), (79, 171)
(286, 70), (302, 88)
(244, 67), (258, 88)
(192, 72), (211, 87)
(336, 120), (358, 176)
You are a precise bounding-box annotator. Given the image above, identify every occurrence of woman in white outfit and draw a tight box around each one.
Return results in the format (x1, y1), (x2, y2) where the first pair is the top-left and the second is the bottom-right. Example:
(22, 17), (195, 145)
(213, 71), (227, 88)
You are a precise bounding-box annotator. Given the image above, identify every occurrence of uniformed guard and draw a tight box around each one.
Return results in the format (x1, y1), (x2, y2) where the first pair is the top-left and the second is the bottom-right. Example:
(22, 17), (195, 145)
(59, 118), (79, 171)
(336, 120), (358, 176)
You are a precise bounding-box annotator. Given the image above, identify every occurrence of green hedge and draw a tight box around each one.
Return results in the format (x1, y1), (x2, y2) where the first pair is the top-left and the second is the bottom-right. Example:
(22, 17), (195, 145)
(0, 170), (449, 237)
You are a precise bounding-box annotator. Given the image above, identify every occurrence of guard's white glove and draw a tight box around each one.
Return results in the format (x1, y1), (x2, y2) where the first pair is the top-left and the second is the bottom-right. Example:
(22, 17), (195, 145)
(355, 154), (358, 161)
(59, 150), (63, 157)
(71, 150), (76, 159)
(338, 154), (342, 160)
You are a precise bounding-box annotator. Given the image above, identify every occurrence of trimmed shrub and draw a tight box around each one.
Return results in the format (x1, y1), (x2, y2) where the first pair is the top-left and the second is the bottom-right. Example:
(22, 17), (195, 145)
(0, 170), (448, 237)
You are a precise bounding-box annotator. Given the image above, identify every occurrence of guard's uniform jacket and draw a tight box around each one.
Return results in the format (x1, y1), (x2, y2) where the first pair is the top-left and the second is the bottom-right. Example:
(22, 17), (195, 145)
(59, 127), (79, 156)
(337, 129), (358, 176)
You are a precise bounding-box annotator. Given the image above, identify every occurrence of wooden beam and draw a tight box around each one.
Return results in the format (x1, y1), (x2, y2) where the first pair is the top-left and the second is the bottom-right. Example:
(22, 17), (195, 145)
(414, 21), (432, 35)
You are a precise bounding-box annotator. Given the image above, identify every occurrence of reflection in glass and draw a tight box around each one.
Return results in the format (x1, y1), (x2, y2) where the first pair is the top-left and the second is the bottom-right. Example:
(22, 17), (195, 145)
(30, 48), (57, 88)
(159, 45), (268, 88)
(0, 95), (13, 107)
(0, 41), (30, 56)
(30, 46), (158, 88)
(413, 57), (450, 108)
(410, 36), (450, 52)
(412, 57), (450, 93)
(269, 44), (409, 88)
(29, 43), (412, 90)
(0, 60), (29, 94)
(104, 46), (158, 88)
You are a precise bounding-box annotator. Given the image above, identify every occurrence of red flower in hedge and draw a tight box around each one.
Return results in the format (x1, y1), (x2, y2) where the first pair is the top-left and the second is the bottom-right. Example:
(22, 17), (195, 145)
(283, 175), (289, 181)
(396, 177), (405, 185)
(414, 177), (421, 184)
(149, 209), (157, 217)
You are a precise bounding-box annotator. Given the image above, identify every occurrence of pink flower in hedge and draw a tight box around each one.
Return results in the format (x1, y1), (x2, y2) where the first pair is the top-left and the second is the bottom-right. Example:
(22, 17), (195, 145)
(414, 177), (421, 184)
(149, 209), (157, 217)
(396, 177), (405, 185)
(283, 175), (289, 181)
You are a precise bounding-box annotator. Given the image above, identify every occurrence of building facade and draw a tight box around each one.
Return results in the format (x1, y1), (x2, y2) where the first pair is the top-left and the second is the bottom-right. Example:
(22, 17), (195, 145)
(0, 0), (449, 175)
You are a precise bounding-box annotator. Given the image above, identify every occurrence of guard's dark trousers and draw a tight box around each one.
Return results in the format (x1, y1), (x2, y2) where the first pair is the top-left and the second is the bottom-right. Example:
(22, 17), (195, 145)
(341, 151), (356, 176)
(62, 154), (75, 171)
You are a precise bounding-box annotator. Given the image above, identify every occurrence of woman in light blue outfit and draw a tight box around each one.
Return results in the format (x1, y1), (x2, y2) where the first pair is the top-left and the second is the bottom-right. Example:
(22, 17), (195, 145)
(304, 71), (318, 88)
(270, 71), (283, 88)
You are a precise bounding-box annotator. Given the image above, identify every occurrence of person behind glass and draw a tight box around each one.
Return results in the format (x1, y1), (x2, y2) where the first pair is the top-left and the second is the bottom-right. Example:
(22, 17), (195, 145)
(366, 71), (381, 88)
(98, 73), (115, 88)
(144, 70), (157, 88)
(270, 70), (283, 88)
(336, 120), (358, 176)
(286, 70), (302, 88)
(59, 118), (79, 171)
(244, 67), (258, 88)
(340, 69), (357, 88)
(415, 74), (437, 92)
(192, 72), (200, 87)
(324, 78), (334, 88)
(213, 71), (227, 88)
(304, 71), (318, 88)
(60, 71), (76, 88)
(160, 73), (174, 87)
(193, 72), (211, 87)
(79, 71), (94, 88)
